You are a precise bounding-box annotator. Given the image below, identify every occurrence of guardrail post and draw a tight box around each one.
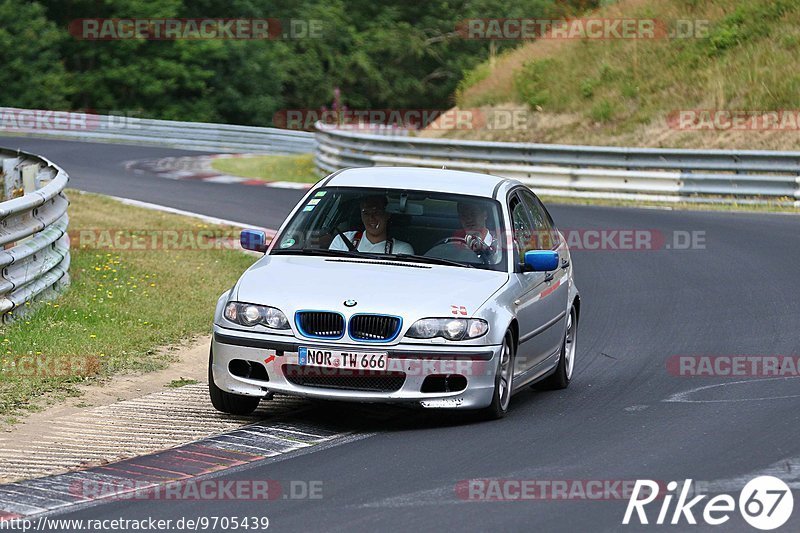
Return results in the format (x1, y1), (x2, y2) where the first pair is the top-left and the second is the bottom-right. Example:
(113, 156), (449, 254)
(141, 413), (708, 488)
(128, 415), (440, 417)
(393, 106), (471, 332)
(795, 176), (800, 208)
(22, 163), (38, 194)
(2, 157), (21, 201)
(2, 157), (22, 251)
(16, 164), (41, 246)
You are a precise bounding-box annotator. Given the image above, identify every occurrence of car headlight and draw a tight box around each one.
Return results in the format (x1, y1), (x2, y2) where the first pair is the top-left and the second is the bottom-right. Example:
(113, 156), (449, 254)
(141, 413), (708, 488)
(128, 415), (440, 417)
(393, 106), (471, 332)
(224, 302), (290, 330)
(405, 318), (488, 341)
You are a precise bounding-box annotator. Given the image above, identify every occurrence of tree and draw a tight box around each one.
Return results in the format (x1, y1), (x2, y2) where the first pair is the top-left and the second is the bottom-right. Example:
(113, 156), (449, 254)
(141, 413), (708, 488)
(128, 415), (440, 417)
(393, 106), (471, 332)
(3, 0), (597, 125)
(0, 0), (70, 110)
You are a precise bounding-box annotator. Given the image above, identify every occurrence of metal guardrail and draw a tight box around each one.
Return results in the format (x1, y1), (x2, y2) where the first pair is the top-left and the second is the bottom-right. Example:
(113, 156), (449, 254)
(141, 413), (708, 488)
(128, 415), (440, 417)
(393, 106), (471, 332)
(315, 123), (800, 206)
(0, 107), (315, 155)
(0, 147), (70, 323)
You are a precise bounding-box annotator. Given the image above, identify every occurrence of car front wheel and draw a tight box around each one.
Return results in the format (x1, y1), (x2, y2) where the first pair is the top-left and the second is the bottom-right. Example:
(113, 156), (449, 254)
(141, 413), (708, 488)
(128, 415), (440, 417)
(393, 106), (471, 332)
(539, 306), (577, 390)
(208, 347), (261, 415)
(482, 330), (516, 419)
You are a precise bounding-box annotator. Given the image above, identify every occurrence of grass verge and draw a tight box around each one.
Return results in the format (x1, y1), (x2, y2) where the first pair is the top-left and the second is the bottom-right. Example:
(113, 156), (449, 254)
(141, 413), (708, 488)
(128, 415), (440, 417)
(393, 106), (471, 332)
(0, 190), (256, 425)
(211, 153), (318, 184)
(451, 0), (800, 150)
(539, 195), (800, 214)
(166, 378), (199, 388)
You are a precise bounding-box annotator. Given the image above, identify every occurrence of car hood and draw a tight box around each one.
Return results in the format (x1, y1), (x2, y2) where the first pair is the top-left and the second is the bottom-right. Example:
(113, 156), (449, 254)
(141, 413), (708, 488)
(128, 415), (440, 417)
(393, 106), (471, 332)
(234, 255), (509, 320)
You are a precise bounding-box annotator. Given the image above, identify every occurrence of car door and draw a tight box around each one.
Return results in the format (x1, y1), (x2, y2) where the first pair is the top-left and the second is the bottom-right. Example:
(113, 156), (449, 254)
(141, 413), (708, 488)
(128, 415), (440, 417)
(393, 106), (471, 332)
(509, 189), (569, 381)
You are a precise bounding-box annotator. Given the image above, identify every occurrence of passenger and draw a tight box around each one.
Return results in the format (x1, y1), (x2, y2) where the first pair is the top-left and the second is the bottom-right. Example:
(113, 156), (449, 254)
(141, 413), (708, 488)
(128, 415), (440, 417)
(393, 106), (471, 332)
(329, 195), (414, 254)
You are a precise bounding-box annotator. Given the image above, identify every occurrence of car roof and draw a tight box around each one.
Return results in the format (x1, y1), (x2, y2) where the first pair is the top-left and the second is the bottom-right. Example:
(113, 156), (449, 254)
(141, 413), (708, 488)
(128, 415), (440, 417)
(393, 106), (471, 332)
(323, 166), (513, 198)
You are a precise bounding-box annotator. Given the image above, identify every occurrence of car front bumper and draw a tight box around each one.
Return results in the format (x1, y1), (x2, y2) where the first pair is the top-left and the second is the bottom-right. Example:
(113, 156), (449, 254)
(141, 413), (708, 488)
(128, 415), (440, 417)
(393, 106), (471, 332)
(211, 326), (501, 409)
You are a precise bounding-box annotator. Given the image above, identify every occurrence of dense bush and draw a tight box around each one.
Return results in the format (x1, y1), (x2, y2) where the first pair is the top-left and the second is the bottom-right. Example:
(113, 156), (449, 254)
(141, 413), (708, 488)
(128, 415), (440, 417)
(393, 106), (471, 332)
(0, 0), (591, 127)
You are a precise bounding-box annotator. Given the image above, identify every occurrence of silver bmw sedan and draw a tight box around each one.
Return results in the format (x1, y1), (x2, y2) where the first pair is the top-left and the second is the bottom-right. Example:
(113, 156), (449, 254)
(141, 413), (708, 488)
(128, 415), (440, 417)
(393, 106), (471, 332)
(209, 167), (580, 419)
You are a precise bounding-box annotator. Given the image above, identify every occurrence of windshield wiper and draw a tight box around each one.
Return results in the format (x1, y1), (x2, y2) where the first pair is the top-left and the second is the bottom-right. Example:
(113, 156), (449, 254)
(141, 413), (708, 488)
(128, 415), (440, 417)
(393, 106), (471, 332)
(271, 249), (474, 268)
(271, 247), (364, 259)
(378, 253), (474, 269)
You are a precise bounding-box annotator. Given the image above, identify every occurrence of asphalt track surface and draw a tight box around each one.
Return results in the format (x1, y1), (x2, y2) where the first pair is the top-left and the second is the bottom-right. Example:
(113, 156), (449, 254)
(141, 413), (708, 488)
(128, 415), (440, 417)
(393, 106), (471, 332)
(3, 137), (800, 532)
(2, 136), (296, 229)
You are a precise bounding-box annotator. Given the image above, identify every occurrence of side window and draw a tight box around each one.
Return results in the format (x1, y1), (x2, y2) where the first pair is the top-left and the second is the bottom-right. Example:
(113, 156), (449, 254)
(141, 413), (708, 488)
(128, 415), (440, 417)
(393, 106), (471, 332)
(518, 189), (560, 249)
(509, 193), (536, 266)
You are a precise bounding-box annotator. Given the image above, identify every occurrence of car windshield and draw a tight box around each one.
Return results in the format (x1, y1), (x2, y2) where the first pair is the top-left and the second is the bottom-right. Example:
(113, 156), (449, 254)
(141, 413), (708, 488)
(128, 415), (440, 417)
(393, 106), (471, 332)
(271, 187), (507, 271)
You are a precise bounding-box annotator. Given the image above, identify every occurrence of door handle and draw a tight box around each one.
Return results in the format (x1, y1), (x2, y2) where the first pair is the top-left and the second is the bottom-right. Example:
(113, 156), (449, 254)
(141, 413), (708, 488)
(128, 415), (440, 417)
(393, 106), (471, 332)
(561, 258), (570, 269)
(544, 271), (554, 282)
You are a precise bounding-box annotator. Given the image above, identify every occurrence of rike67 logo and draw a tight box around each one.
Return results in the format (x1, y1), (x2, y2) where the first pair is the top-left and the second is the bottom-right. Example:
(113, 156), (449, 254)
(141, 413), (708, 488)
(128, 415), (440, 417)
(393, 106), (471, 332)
(623, 477), (794, 530)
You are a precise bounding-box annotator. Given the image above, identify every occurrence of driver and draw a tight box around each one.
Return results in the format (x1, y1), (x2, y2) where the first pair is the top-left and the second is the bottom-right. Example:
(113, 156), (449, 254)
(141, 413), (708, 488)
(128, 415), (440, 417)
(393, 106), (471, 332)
(454, 200), (496, 254)
(329, 195), (414, 254)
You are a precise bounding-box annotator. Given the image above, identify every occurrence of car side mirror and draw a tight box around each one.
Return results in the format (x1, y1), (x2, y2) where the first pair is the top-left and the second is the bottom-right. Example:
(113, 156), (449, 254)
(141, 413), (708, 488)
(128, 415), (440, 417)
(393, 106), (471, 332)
(240, 229), (267, 253)
(524, 250), (558, 272)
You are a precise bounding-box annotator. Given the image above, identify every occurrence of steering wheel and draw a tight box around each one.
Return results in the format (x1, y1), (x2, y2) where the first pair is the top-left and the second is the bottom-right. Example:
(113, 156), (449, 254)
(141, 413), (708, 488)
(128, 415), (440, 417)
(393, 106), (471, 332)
(430, 236), (470, 247)
(429, 235), (493, 265)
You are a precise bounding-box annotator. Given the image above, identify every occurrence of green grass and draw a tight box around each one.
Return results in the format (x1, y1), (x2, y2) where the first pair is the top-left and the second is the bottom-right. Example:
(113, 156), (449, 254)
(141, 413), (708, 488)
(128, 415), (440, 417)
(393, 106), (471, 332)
(166, 377), (199, 388)
(0, 190), (256, 423)
(454, 0), (800, 149)
(539, 195), (800, 214)
(211, 154), (319, 184)
(511, 0), (800, 116)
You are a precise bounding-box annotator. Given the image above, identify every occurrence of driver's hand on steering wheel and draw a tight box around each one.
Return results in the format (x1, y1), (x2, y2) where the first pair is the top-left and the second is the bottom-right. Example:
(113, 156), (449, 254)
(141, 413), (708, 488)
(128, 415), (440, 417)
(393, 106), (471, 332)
(464, 233), (482, 252)
(465, 232), (494, 253)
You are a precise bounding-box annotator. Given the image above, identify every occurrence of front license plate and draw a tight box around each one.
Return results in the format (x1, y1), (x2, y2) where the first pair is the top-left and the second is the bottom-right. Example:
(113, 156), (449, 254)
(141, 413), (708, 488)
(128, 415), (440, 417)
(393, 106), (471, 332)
(299, 347), (388, 371)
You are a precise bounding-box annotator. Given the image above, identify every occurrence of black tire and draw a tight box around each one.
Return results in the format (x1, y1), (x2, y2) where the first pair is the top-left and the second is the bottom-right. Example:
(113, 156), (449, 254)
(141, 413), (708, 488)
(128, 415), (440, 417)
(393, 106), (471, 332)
(481, 330), (516, 420)
(539, 307), (577, 390)
(208, 347), (261, 415)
